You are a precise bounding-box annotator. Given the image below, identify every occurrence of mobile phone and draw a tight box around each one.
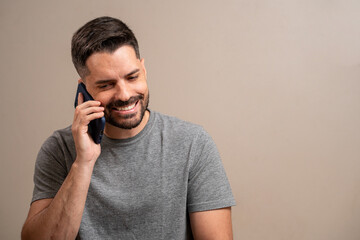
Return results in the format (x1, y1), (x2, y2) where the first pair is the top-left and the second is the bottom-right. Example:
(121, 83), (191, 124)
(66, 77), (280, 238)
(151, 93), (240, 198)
(74, 83), (105, 144)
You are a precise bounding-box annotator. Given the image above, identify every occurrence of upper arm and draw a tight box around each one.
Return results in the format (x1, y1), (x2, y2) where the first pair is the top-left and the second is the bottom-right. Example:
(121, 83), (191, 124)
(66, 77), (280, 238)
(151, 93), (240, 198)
(189, 207), (233, 240)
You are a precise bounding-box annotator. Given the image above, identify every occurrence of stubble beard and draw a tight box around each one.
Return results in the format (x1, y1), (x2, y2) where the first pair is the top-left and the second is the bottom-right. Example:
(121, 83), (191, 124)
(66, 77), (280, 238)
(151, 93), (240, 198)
(104, 92), (149, 130)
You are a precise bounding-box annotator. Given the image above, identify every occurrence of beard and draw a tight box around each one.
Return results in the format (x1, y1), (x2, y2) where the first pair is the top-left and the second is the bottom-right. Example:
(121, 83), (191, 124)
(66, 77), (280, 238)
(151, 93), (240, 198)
(104, 91), (149, 129)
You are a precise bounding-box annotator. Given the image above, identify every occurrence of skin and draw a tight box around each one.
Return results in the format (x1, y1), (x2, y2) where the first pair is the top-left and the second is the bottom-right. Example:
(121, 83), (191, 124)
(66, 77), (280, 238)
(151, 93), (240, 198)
(21, 45), (233, 239)
(83, 45), (150, 139)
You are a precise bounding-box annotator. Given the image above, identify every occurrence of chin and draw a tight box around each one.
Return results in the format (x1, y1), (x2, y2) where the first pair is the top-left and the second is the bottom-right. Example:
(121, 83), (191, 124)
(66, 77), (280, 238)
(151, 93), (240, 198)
(106, 111), (143, 130)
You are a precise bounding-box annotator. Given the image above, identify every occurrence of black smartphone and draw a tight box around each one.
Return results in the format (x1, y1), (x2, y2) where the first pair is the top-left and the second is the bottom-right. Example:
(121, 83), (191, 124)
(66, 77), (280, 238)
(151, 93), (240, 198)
(74, 83), (105, 144)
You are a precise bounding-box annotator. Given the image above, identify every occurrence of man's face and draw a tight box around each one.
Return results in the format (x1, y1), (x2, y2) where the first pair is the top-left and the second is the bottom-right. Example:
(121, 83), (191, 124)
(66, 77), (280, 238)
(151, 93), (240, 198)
(83, 45), (149, 130)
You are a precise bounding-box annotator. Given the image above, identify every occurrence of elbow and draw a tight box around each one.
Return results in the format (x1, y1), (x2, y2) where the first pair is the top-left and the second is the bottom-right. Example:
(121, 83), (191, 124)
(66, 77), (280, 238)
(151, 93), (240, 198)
(21, 222), (45, 240)
(21, 223), (31, 240)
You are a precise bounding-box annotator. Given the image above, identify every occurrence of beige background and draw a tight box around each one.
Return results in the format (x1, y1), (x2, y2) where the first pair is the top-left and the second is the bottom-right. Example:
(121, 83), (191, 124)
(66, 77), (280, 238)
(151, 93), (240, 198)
(1, 0), (360, 239)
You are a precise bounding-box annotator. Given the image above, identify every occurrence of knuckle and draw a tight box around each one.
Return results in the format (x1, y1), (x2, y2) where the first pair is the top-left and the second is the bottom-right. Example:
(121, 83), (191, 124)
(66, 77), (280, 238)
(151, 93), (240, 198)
(75, 107), (81, 115)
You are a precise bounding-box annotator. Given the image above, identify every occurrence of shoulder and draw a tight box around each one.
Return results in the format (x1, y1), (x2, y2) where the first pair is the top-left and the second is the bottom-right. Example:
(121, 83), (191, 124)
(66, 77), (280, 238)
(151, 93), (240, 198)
(36, 125), (76, 170)
(152, 111), (207, 138)
(40, 125), (74, 154)
(150, 111), (215, 149)
(44, 125), (73, 144)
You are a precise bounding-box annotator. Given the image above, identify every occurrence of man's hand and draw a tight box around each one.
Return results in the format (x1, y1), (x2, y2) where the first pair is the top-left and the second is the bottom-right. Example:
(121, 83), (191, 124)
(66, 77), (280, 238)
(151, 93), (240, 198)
(71, 92), (104, 163)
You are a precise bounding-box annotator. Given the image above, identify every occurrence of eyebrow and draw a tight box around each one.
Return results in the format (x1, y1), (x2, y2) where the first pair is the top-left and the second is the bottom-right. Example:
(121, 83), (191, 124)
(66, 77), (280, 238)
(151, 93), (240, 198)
(125, 68), (140, 77)
(94, 68), (140, 85)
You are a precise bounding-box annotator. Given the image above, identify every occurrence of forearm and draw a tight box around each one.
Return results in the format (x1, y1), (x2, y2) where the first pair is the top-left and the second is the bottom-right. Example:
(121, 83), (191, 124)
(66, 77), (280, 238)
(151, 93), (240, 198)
(22, 160), (94, 240)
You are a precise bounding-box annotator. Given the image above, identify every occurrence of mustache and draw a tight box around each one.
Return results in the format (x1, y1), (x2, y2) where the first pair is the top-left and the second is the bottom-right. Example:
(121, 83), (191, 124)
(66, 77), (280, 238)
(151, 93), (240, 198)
(106, 95), (144, 109)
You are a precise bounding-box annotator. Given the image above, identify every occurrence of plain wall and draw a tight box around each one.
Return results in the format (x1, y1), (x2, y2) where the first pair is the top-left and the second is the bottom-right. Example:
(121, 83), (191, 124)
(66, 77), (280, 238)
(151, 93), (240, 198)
(1, 0), (360, 239)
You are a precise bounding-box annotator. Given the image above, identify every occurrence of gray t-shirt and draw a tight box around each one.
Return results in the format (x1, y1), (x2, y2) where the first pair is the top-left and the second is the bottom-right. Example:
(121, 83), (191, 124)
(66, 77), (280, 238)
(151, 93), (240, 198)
(32, 110), (235, 239)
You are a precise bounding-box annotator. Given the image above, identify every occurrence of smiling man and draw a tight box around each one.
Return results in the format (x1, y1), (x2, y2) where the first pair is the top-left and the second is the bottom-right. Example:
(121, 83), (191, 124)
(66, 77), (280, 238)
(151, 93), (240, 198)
(84, 45), (150, 138)
(22, 16), (235, 240)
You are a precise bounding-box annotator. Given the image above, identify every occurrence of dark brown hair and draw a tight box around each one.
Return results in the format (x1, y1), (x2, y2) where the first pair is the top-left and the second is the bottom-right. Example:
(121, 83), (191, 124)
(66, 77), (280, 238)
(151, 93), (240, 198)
(71, 16), (140, 77)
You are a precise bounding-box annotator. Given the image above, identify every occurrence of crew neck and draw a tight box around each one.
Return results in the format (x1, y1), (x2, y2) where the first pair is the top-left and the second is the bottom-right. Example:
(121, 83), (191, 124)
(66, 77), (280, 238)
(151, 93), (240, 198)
(102, 109), (155, 146)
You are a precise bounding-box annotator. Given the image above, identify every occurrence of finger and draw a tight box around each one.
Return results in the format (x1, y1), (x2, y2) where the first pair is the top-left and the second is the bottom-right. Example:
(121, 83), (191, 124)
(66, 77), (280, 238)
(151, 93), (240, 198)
(74, 105), (104, 124)
(77, 92), (84, 106)
(76, 100), (102, 111)
(81, 106), (105, 116)
(79, 111), (105, 126)
(87, 111), (105, 121)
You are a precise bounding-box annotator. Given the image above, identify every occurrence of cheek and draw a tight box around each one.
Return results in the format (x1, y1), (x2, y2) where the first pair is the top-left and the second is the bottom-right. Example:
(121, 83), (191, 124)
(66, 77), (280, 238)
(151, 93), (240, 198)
(135, 80), (148, 94)
(94, 92), (113, 106)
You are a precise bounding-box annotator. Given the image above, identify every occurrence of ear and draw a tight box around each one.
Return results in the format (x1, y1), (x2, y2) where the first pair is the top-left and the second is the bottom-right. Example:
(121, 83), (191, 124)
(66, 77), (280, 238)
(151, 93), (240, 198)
(140, 58), (147, 79)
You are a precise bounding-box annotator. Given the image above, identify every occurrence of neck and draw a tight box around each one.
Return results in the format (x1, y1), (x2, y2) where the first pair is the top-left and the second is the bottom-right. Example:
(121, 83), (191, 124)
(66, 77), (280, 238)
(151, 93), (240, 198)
(103, 110), (150, 139)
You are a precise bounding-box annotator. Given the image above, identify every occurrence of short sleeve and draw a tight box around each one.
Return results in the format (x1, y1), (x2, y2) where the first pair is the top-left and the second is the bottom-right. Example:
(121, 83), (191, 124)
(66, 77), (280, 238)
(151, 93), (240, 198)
(32, 133), (68, 203)
(187, 128), (236, 212)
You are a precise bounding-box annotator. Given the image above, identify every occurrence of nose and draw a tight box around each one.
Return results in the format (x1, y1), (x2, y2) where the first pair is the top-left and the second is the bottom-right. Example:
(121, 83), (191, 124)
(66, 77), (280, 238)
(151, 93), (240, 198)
(114, 81), (131, 102)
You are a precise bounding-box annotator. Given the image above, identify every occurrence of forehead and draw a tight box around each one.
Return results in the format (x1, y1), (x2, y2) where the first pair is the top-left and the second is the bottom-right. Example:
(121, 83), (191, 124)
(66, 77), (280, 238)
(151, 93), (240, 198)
(85, 45), (140, 78)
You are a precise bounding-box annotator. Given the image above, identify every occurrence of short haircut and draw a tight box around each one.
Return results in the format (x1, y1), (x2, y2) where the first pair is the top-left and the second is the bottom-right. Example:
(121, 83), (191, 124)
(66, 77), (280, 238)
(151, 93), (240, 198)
(71, 16), (140, 78)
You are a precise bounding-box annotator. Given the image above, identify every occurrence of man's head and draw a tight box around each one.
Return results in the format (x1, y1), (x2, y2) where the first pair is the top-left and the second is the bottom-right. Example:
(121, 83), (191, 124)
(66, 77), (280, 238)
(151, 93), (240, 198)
(71, 16), (140, 78)
(72, 17), (149, 131)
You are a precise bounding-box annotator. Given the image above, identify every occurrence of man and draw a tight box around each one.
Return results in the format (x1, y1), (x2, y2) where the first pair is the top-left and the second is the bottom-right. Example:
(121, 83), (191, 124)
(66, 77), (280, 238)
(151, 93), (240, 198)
(22, 16), (235, 239)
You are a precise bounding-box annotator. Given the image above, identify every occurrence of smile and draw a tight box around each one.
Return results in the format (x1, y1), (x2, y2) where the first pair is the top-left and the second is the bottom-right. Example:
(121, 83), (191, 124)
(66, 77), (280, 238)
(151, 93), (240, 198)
(112, 101), (138, 112)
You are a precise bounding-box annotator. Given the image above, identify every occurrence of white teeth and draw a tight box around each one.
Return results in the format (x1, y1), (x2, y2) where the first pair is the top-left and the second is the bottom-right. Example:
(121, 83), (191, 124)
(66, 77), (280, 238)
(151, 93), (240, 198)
(116, 102), (136, 111)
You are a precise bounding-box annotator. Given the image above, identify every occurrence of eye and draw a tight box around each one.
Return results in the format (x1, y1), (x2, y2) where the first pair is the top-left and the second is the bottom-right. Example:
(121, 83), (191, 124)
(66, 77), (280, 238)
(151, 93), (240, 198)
(98, 83), (114, 90)
(128, 75), (139, 81)
(98, 84), (109, 89)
